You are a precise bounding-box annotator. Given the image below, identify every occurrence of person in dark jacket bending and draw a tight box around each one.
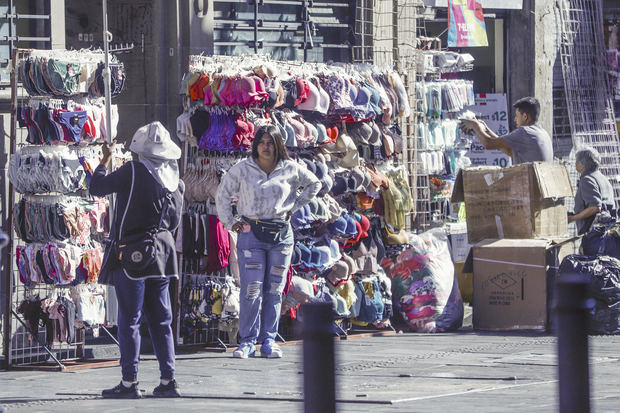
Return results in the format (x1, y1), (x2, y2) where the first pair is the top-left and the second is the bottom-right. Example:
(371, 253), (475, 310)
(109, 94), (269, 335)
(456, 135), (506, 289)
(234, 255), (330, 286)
(90, 121), (184, 399)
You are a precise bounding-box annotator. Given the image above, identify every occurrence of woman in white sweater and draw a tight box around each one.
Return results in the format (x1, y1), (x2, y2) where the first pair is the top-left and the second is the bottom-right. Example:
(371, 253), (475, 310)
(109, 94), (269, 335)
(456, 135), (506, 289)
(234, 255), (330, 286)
(215, 124), (320, 358)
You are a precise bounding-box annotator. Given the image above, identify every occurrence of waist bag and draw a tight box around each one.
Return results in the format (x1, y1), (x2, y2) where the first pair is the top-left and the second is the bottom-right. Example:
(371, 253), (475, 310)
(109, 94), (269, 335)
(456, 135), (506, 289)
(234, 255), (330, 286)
(117, 162), (171, 277)
(242, 216), (289, 244)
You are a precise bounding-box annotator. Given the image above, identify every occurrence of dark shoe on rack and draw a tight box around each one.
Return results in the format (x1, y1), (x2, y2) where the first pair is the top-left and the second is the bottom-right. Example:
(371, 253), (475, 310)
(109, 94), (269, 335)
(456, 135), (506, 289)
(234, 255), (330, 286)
(102, 381), (142, 399)
(153, 379), (181, 398)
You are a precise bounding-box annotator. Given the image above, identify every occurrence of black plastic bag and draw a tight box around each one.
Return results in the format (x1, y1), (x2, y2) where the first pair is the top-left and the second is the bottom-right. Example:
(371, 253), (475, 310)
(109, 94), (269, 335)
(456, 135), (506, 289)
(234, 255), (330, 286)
(581, 224), (620, 259)
(559, 254), (620, 334)
(580, 211), (620, 258)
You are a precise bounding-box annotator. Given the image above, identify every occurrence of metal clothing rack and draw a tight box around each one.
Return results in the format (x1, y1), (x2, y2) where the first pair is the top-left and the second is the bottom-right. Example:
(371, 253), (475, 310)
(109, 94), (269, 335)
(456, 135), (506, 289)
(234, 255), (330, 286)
(555, 0), (620, 201)
(2, 48), (120, 371)
(178, 51), (413, 343)
(176, 269), (233, 350)
(176, 67), (242, 348)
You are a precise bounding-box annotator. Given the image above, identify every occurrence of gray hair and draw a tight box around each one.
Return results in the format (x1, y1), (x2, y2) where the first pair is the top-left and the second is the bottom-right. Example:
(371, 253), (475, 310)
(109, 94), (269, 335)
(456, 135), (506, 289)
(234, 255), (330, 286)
(575, 147), (601, 173)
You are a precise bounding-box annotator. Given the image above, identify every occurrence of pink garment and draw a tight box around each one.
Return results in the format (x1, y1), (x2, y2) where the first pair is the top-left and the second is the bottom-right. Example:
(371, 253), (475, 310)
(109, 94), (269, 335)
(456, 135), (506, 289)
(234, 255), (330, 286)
(43, 299), (68, 343)
(252, 76), (270, 103)
(204, 214), (230, 273)
(286, 114), (308, 147)
(297, 78), (321, 112)
(231, 114), (255, 151)
(228, 231), (240, 284)
(76, 210), (92, 245)
(88, 198), (108, 233)
(204, 84), (214, 106)
(283, 266), (294, 296)
(218, 77), (235, 107)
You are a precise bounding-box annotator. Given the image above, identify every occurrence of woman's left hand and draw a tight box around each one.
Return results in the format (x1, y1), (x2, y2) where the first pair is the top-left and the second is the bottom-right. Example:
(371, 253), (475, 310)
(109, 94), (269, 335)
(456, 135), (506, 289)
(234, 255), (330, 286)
(101, 140), (116, 167)
(231, 221), (245, 233)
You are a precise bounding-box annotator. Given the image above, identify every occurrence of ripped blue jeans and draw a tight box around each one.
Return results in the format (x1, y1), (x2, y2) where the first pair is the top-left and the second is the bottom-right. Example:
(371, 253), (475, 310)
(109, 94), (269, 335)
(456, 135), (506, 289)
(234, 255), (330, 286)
(236, 226), (293, 345)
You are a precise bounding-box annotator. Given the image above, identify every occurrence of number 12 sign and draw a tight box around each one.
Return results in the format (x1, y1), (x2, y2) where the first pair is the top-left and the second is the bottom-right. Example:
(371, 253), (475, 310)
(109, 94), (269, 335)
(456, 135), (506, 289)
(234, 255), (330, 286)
(465, 93), (512, 168)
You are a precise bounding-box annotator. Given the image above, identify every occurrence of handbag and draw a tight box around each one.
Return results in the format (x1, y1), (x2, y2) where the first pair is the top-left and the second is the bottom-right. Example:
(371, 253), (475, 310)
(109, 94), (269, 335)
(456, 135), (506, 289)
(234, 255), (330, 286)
(242, 216), (289, 244)
(116, 162), (172, 275)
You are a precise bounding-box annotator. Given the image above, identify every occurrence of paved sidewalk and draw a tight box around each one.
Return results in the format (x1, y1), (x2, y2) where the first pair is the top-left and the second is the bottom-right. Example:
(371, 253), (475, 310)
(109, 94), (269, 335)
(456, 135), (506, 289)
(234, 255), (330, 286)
(1, 329), (619, 412)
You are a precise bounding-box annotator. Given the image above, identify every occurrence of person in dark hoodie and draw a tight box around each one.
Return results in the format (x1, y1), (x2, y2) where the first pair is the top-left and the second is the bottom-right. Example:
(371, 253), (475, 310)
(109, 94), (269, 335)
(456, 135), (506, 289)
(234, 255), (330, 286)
(90, 121), (184, 399)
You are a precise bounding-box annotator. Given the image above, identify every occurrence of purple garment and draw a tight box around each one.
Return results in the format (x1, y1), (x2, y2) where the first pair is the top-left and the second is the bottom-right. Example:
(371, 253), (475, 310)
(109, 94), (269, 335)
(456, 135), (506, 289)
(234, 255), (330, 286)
(78, 156), (93, 188)
(57, 110), (87, 143)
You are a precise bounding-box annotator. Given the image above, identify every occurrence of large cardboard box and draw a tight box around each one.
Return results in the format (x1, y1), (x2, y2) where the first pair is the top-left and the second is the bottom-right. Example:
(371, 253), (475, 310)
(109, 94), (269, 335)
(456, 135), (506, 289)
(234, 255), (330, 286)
(472, 238), (578, 331)
(451, 162), (573, 243)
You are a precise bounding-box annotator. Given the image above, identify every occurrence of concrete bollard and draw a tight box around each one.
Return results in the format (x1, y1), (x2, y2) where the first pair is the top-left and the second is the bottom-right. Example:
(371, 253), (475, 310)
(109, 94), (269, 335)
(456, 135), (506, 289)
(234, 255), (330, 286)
(302, 302), (336, 413)
(555, 273), (594, 413)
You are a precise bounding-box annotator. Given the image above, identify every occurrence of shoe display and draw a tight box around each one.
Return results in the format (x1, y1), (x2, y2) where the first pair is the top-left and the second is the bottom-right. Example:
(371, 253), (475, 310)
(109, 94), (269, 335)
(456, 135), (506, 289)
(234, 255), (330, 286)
(260, 339), (283, 358)
(101, 381), (142, 399)
(153, 379), (181, 398)
(232, 342), (256, 359)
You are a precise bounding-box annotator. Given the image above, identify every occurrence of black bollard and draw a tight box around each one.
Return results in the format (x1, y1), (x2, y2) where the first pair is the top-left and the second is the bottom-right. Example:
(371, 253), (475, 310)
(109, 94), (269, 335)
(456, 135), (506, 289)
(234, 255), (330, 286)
(302, 302), (336, 413)
(555, 273), (594, 413)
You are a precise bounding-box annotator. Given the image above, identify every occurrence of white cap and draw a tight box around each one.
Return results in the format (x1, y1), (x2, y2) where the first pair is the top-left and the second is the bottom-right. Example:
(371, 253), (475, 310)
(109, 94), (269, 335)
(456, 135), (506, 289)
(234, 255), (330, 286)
(129, 121), (181, 161)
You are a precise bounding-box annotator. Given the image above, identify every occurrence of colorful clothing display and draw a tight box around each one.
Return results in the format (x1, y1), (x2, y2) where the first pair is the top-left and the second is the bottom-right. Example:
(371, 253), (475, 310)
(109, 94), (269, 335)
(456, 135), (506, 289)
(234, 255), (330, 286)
(177, 55), (415, 344)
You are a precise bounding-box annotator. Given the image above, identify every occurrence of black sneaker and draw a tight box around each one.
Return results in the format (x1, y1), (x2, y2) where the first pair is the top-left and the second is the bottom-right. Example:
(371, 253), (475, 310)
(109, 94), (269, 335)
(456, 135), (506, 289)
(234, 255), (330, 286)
(102, 381), (142, 399)
(153, 379), (181, 398)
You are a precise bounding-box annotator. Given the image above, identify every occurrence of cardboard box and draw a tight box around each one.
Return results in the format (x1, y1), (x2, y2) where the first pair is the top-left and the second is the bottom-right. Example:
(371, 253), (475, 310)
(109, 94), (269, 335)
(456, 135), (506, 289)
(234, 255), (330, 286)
(451, 162), (573, 243)
(472, 237), (578, 331)
(446, 222), (472, 263)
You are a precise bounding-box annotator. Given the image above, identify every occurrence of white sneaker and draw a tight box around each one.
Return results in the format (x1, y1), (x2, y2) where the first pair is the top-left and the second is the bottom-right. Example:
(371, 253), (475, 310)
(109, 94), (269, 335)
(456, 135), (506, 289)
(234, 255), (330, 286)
(260, 339), (283, 358)
(233, 343), (255, 359)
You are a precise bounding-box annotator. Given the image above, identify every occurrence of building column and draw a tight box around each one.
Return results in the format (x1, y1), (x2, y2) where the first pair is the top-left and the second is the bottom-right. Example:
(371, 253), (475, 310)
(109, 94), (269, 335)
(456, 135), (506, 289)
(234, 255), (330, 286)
(49, 0), (65, 49)
(506, 0), (556, 133)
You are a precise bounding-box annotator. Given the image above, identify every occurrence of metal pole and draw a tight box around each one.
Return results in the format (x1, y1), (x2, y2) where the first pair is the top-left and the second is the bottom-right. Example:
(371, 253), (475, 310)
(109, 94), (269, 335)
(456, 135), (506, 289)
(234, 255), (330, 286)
(11, 310), (65, 370)
(253, 0), (258, 53)
(4, 48), (19, 368)
(8, 0), (13, 55)
(100, 325), (120, 347)
(302, 303), (336, 413)
(102, 0), (113, 144)
(302, 0), (308, 62)
(556, 273), (593, 413)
